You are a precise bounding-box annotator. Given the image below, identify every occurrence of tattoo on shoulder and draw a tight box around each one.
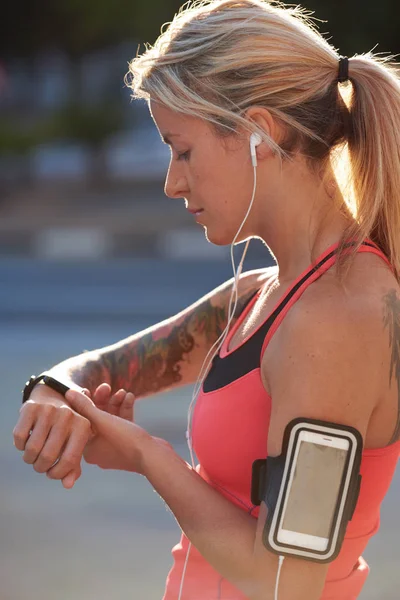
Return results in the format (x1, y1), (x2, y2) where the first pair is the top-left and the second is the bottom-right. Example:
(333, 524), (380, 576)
(382, 288), (400, 443)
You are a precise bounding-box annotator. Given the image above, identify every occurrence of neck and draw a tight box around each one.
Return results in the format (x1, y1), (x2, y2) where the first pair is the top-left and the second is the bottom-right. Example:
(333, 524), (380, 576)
(255, 158), (357, 282)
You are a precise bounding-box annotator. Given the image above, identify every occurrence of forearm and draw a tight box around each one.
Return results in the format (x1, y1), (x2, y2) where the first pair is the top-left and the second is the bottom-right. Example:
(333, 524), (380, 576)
(43, 313), (216, 399)
(40, 320), (190, 399)
(35, 270), (269, 400)
(44, 349), (111, 396)
(141, 437), (273, 599)
(44, 324), (191, 399)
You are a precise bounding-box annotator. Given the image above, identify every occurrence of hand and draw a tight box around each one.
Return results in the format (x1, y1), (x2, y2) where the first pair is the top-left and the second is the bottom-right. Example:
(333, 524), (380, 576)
(13, 384), (92, 489)
(65, 387), (152, 476)
(82, 383), (142, 471)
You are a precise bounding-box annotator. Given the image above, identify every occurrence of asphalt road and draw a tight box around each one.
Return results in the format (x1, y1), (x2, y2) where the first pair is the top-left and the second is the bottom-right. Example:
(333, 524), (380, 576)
(1, 315), (399, 600)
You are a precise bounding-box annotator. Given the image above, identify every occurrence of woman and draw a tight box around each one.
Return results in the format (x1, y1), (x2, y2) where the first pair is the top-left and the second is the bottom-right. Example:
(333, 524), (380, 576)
(13, 1), (400, 598)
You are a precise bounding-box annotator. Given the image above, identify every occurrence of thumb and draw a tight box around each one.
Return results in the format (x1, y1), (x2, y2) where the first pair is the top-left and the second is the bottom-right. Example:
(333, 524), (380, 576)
(65, 389), (102, 424)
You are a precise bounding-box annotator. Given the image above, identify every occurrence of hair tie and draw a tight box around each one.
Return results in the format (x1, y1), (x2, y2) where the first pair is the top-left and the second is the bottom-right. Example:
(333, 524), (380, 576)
(338, 56), (349, 83)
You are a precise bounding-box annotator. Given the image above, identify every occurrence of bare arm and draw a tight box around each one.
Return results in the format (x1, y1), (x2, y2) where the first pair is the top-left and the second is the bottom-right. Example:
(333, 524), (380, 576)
(14, 265), (276, 488)
(46, 266), (277, 399)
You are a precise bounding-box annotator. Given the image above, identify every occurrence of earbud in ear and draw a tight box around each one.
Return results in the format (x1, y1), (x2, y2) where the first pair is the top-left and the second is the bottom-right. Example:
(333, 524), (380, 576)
(250, 132), (262, 167)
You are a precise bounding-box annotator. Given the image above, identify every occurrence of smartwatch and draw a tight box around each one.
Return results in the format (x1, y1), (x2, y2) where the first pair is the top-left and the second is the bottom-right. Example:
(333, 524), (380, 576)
(22, 373), (71, 404)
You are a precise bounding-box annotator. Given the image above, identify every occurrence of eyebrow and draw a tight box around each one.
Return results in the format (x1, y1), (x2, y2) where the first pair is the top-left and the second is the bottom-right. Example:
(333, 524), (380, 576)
(161, 132), (181, 145)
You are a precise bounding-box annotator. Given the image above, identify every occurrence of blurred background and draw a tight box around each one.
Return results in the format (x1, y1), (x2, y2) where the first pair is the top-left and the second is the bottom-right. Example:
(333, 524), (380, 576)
(1, 1), (399, 599)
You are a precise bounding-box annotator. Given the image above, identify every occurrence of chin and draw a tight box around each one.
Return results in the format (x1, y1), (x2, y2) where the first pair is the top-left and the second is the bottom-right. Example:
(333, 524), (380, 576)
(204, 226), (251, 247)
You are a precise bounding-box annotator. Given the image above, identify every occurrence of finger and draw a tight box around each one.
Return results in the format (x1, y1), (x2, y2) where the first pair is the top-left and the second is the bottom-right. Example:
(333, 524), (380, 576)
(107, 388), (126, 416)
(61, 465), (82, 490)
(31, 409), (75, 473)
(45, 436), (82, 488)
(19, 403), (59, 463)
(13, 403), (37, 451)
(22, 415), (53, 465)
(65, 389), (105, 426)
(119, 392), (135, 421)
(66, 390), (144, 456)
(92, 383), (111, 408)
(82, 388), (92, 398)
(45, 419), (91, 480)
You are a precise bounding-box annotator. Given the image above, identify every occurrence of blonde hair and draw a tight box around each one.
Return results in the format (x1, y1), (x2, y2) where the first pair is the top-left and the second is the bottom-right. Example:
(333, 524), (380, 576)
(126, 0), (400, 283)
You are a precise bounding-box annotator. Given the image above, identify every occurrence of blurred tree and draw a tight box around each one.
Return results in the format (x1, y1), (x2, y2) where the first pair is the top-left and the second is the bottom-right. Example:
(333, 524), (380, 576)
(56, 0), (178, 56)
(0, 121), (38, 156)
(48, 102), (123, 143)
(49, 102), (125, 182)
(0, 102), (124, 183)
(1, 1), (399, 59)
(303, 0), (400, 56)
(0, 0), (181, 59)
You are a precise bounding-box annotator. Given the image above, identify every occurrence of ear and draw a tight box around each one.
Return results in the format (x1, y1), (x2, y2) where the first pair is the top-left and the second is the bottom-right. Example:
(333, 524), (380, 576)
(243, 106), (284, 158)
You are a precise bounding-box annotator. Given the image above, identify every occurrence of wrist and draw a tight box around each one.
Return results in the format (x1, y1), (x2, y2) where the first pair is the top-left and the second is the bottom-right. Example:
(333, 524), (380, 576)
(29, 382), (67, 404)
(140, 435), (174, 478)
(23, 372), (83, 405)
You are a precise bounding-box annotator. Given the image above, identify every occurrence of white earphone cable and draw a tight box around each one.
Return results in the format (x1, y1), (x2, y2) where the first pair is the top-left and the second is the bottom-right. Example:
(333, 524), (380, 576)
(177, 156), (258, 600)
(275, 556), (285, 600)
(185, 163), (257, 468)
(177, 133), (287, 600)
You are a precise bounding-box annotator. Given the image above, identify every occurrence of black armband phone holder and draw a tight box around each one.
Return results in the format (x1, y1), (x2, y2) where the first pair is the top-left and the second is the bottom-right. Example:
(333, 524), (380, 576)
(251, 417), (363, 563)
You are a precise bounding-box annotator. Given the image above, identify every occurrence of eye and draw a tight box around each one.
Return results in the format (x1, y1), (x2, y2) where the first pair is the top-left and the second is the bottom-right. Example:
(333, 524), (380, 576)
(176, 150), (191, 161)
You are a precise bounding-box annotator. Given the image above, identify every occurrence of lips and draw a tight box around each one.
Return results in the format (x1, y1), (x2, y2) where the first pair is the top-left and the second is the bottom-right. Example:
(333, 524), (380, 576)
(187, 208), (204, 214)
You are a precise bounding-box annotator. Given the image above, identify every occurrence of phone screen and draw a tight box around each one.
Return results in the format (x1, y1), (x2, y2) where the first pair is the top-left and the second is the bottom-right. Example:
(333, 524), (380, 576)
(281, 440), (348, 538)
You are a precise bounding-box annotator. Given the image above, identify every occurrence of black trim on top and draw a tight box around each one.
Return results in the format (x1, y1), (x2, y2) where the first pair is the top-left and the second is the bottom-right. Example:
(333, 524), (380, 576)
(203, 241), (376, 393)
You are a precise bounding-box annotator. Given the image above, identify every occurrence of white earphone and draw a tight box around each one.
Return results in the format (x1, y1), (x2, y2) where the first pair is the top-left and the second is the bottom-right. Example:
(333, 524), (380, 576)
(178, 129), (263, 600)
(250, 132), (262, 167)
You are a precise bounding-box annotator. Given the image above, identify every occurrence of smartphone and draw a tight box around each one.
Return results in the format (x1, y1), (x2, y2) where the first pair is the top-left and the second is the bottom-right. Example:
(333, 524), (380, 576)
(277, 430), (349, 550)
(262, 418), (363, 563)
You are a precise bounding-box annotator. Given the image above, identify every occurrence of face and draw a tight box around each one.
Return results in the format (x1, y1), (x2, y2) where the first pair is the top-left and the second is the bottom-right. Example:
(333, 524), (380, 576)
(149, 100), (260, 246)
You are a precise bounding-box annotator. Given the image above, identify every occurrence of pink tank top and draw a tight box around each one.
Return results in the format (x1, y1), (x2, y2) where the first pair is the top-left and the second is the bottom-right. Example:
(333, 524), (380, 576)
(162, 239), (400, 600)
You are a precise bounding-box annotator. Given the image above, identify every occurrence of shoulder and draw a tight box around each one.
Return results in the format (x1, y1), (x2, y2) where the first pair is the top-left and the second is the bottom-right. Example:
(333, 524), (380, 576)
(234, 265), (279, 314)
(275, 251), (399, 360)
(282, 282), (382, 351)
(262, 272), (392, 456)
(211, 264), (278, 313)
(236, 264), (279, 293)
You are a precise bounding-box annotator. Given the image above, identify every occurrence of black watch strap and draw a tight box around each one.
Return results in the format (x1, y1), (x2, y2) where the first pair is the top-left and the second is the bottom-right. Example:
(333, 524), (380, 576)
(22, 374), (71, 404)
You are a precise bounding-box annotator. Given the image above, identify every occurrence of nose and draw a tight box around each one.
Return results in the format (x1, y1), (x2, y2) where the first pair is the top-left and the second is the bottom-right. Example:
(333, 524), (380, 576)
(164, 163), (189, 199)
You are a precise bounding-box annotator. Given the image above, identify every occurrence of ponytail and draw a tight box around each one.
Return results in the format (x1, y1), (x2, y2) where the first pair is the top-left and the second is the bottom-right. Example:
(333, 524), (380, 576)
(336, 53), (400, 283)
